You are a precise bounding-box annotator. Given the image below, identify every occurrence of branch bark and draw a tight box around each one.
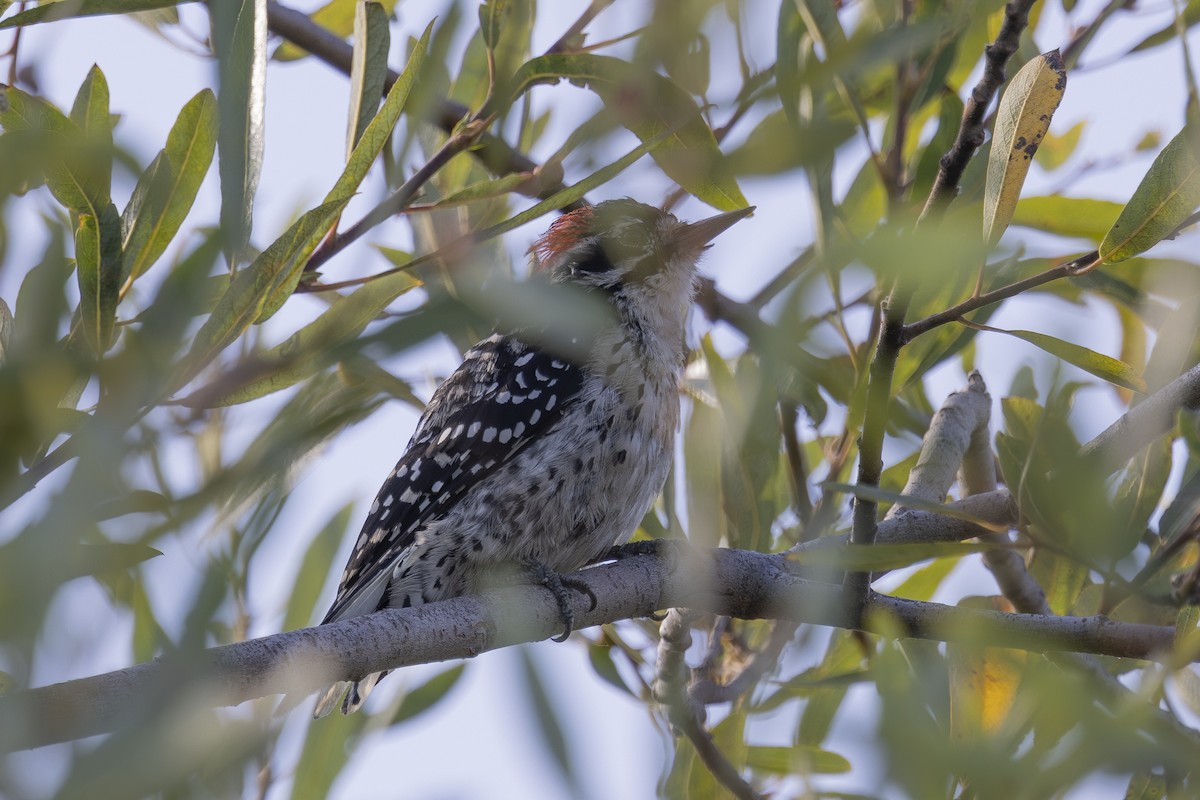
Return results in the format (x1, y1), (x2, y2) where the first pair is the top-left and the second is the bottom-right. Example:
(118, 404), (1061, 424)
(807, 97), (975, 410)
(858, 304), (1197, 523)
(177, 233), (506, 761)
(3, 543), (1183, 753)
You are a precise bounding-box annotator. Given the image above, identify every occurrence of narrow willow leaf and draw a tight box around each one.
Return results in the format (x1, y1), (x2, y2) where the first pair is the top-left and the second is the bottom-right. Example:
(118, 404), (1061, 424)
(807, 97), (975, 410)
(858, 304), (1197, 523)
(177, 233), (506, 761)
(966, 321), (1148, 392)
(70, 65), (113, 198)
(75, 201), (123, 354)
(273, 0), (398, 61)
(822, 481), (1009, 531)
(289, 708), (369, 800)
(498, 54), (747, 210)
(0, 0), (191, 28)
(177, 197), (351, 389)
(329, 21), (432, 204)
(745, 745), (851, 775)
(121, 89), (218, 284)
(983, 50), (1067, 246)
(1011, 195), (1123, 241)
(0, 298), (11, 366)
(1099, 125), (1200, 264)
(346, 1), (390, 157)
(0, 85), (107, 214)
(388, 664), (466, 723)
(210, 0), (266, 264)
(283, 503), (353, 631)
(183, 269), (420, 407)
(478, 0), (507, 48)
(62, 542), (163, 579)
(255, 197), (354, 322)
(789, 541), (1000, 571)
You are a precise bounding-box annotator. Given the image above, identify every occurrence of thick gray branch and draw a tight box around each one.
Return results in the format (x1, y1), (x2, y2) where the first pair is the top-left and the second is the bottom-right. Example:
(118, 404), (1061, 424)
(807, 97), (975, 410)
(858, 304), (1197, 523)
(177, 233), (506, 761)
(1082, 362), (1200, 476)
(1, 546), (1179, 752)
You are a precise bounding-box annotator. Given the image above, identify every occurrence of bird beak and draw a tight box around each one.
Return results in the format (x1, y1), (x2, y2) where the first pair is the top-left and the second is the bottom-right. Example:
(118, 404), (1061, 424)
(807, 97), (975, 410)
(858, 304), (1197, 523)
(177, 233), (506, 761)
(672, 206), (755, 252)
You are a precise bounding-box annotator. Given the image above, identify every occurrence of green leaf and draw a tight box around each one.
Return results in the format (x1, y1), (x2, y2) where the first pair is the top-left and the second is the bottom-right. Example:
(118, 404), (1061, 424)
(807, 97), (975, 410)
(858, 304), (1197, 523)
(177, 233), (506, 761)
(983, 50), (1067, 246)
(210, 0), (266, 264)
(518, 648), (577, 790)
(0, 85), (108, 214)
(0, 297), (11, 366)
(70, 64), (113, 198)
(75, 201), (123, 354)
(478, 0), (507, 48)
(745, 745), (851, 775)
(0, 0), (191, 29)
(1034, 119), (1085, 172)
(822, 481), (1009, 531)
(180, 268), (420, 407)
(283, 503), (353, 632)
(290, 710), (369, 800)
(388, 664), (466, 723)
(121, 89), (218, 284)
(497, 54), (747, 210)
(273, 0), (398, 61)
(328, 21), (432, 204)
(177, 197), (352, 388)
(789, 541), (1001, 571)
(966, 322), (1148, 393)
(62, 542), (162, 579)
(1099, 126), (1200, 264)
(1010, 195), (1123, 242)
(346, 1), (390, 157)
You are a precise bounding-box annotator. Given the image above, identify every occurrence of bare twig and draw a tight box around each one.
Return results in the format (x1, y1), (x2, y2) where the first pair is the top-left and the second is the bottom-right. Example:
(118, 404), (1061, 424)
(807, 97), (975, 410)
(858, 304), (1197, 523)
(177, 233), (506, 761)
(901, 251), (1099, 342)
(1081, 361), (1200, 476)
(544, 0), (616, 55)
(306, 124), (485, 273)
(654, 609), (765, 800)
(918, 0), (1040, 224)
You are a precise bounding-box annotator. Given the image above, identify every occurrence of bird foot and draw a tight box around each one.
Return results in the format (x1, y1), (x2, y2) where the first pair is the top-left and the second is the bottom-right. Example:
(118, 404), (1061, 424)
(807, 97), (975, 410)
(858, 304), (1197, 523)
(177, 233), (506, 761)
(530, 563), (598, 643)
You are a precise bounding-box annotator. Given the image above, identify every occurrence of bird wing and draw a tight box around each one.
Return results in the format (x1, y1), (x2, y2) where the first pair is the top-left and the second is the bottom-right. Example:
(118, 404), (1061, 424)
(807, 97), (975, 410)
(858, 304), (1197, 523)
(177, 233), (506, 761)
(321, 333), (584, 624)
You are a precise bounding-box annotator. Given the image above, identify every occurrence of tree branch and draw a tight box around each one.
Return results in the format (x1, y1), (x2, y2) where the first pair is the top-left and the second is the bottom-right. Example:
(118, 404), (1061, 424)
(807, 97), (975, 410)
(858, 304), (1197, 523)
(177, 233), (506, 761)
(1081, 361), (1200, 476)
(4, 544), (1184, 752)
(918, 0), (1040, 224)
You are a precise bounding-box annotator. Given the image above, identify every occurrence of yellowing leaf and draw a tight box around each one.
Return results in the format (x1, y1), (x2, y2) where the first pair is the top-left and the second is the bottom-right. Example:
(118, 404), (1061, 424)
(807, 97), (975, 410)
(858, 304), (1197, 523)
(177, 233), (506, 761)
(1099, 126), (1200, 264)
(949, 602), (1027, 738)
(983, 50), (1067, 246)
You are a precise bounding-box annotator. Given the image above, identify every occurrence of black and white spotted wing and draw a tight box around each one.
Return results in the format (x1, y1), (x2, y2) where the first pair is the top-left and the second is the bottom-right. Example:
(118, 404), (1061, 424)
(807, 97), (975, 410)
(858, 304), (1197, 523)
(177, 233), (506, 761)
(322, 333), (584, 624)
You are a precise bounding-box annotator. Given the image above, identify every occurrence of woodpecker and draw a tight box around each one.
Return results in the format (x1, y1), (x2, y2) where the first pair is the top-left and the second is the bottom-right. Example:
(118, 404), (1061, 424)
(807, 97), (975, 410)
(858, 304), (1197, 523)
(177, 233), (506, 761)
(312, 199), (753, 716)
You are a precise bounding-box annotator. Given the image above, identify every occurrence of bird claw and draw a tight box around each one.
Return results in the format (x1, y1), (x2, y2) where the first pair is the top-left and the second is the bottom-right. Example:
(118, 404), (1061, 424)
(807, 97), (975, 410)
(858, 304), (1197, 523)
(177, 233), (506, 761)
(531, 563), (597, 642)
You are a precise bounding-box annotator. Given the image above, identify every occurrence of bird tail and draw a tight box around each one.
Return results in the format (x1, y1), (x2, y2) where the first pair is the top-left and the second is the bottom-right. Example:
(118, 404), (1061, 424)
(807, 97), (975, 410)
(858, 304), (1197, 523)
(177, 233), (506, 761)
(311, 671), (391, 718)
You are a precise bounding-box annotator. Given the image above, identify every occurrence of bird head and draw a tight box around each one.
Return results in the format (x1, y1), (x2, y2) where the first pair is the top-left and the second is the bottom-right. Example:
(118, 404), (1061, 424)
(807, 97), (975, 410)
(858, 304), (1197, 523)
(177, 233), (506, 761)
(530, 199), (754, 297)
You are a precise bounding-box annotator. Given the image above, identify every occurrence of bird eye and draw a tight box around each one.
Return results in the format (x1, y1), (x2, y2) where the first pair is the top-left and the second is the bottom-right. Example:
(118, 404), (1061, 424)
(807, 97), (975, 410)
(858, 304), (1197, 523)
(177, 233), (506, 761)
(572, 245), (615, 275)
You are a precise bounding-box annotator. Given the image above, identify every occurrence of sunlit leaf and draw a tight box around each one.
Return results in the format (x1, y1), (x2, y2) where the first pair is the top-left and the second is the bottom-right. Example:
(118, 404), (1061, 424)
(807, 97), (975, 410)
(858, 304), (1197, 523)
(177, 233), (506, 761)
(984, 50), (1067, 246)
(0, 0), (190, 28)
(210, 0), (266, 263)
(1011, 195), (1123, 241)
(346, 1), (390, 156)
(1099, 125), (1200, 264)
(121, 89), (217, 284)
(273, 0), (399, 61)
